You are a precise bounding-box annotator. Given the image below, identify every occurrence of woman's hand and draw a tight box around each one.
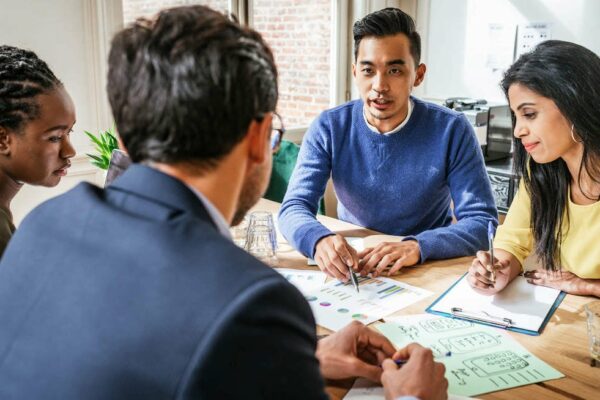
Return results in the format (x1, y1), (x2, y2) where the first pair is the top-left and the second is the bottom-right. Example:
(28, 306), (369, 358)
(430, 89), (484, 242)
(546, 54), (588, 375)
(524, 269), (598, 296)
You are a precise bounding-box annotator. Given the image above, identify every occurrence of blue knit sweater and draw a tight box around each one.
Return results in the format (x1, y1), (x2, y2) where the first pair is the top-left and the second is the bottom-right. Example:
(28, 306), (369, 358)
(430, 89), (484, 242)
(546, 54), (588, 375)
(278, 97), (498, 261)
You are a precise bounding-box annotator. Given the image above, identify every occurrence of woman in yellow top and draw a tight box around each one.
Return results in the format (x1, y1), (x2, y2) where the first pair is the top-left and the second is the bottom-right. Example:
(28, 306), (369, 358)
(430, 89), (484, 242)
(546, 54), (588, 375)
(468, 40), (600, 298)
(0, 46), (76, 256)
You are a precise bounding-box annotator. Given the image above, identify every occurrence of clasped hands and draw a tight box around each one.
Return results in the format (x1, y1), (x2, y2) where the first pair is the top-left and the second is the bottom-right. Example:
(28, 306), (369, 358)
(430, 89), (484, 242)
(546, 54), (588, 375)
(318, 321), (448, 400)
(314, 234), (420, 281)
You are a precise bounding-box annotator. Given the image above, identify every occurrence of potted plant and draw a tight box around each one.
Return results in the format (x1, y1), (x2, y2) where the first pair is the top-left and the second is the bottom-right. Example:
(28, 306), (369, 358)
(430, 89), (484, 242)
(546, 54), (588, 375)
(85, 127), (118, 170)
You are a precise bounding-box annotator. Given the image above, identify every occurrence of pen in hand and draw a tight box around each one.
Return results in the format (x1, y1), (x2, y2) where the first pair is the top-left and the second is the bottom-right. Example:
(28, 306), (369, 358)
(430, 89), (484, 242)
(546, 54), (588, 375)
(392, 351), (452, 367)
(487, 221), (496, 284)
(348, 264), (359, 293)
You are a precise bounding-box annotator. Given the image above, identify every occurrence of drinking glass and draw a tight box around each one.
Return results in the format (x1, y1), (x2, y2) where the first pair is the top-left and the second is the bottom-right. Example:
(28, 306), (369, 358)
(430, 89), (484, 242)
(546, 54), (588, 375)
(246, 225), (277, 264)
(248, 211), (278, 251)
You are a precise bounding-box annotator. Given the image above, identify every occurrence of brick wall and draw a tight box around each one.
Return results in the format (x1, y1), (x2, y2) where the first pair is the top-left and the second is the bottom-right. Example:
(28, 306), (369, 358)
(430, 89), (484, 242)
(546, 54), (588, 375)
(122, 0), (332, 128)
(253, 0), (331, 128)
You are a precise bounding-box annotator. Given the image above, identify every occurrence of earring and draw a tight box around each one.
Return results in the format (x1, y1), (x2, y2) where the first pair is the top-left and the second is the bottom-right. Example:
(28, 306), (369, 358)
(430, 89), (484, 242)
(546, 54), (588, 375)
(571, 124), (583, 143)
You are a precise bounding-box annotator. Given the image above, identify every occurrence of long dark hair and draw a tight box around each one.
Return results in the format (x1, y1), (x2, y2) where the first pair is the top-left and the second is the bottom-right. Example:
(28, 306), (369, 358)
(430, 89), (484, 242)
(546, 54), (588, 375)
(501, 40), (600, 271)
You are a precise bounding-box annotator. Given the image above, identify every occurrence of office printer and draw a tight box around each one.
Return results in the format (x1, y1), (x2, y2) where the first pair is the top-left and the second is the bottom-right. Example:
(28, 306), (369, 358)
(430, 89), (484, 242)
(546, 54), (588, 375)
(444, 97), (512, 162)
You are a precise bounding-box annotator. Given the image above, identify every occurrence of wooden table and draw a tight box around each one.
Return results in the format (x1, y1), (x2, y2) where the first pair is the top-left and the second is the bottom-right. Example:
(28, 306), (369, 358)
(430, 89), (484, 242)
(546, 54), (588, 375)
(254, 199), (600, 400)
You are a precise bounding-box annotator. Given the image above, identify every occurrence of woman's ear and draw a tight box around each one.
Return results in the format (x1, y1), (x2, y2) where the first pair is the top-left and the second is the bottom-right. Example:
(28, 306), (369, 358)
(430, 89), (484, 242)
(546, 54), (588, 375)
(0, 127), (12, 156)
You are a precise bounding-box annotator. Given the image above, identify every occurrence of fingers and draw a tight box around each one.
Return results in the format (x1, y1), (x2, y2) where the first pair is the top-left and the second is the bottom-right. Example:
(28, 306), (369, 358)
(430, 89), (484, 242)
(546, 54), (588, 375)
(316, 252), (347, 281)
(357, 325), (396, 358)
(348, 358), (384, 383)
(392, 342), (427, 361)
(468, 257), (495, 286)
(381, 358), (398, 372)
(388, 256), (408, 276)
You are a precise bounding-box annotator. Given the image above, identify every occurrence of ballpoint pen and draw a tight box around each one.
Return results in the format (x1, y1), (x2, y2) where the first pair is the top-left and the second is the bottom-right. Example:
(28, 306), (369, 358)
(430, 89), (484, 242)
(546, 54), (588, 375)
(393, 351), (452, 366)
(487, 220), (496, 284)
(348, 264), (360, 293)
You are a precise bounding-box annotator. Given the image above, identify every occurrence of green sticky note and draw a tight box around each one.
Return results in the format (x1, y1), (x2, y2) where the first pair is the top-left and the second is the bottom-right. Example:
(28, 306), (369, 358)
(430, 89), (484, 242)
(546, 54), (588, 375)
(377, 314), (564, 397)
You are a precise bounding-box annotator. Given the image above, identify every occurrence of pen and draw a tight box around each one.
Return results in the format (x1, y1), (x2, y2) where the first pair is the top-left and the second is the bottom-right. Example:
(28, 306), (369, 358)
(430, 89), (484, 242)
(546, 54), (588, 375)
(487, 220), (496, 284)
(348, 265), (359, 293)
(393, 351), (452, 366)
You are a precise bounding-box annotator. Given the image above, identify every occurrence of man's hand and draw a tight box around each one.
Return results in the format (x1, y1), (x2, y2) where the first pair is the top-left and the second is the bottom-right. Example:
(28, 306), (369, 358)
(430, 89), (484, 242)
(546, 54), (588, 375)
(314, 234), (359, 281)
(524, 269), (598, 296)
(467, 250), (513, 295)
(357, 241), (420, 277)
(381, 343), (448, 400)
(316, 321), (395, 383)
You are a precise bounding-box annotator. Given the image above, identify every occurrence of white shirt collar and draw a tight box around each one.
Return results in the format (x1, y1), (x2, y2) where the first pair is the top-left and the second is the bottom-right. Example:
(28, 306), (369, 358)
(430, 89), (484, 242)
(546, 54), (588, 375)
(186, 185), (232, 240)
(363, 98), (413, 135)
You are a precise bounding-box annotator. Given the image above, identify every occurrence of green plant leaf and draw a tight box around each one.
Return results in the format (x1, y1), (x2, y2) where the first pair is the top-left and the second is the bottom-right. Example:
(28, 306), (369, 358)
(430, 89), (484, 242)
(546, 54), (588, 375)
(85, 127), (119, 170)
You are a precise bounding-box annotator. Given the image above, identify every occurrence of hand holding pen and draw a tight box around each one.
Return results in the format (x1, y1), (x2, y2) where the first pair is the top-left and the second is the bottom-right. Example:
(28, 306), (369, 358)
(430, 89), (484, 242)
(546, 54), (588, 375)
(381, 343), (448, 400)
(486, 221), (497, 284)
(467, 223), (514, 295)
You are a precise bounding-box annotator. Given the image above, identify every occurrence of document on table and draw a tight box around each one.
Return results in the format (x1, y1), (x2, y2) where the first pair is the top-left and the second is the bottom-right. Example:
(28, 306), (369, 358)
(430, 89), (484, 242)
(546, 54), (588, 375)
(345, 378), (473, 400)
(427, 274), (564, 335)
(275, 268), (327, 295)
(304, 276), (431, 331)
(376, 314), (563, 397)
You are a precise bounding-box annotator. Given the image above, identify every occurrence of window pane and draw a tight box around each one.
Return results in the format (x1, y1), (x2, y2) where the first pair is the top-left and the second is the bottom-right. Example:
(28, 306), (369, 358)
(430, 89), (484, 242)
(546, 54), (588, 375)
(122, 0), (229, 24)
(252, 0), (332, 129)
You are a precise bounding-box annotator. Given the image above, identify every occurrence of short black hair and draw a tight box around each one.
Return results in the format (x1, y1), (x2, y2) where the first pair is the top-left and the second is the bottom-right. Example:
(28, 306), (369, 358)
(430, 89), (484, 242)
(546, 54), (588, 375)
(353, 7), (421, 66)
(107, 5), (278, 169)
(0, 45), (62, 132)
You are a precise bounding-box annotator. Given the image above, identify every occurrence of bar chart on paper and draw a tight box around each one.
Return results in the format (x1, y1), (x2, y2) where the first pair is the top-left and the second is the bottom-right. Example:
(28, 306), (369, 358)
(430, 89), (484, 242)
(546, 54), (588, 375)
(305, 276), (431, 331)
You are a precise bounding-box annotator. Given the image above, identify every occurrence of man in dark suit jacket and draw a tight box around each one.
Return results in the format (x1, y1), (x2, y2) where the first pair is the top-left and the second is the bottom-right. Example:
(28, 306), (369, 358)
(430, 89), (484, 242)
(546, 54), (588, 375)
(0, 5), (447, 400)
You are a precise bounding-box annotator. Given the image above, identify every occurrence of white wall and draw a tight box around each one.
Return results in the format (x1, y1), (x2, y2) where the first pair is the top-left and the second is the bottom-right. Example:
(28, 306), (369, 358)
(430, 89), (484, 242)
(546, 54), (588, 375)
(1, 0), (115, 224)
(420, 0), (600, 102)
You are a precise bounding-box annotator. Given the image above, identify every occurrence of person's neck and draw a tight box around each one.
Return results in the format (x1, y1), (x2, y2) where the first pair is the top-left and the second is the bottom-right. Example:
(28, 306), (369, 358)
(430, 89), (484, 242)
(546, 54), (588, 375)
(563, 145), (600, 204)
(151, 145), (248, 225)
(0, 169), (23, 211)
(365, 104), (409, 134)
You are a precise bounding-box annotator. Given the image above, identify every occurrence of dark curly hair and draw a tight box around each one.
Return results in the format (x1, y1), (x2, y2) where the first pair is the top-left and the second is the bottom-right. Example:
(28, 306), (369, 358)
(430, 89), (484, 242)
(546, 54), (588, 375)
(107, 5), (278, 170)
(0, 45), (62, 132)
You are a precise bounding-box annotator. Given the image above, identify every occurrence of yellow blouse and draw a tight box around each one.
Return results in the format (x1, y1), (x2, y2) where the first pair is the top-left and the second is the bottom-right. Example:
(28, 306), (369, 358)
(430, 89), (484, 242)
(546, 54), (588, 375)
(494, 181), (600, 279)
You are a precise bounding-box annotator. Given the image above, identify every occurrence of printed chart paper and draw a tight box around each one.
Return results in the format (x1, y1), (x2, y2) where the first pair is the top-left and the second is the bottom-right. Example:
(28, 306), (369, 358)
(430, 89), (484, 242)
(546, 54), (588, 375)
(305, 276), (431, 331)
(376, 314), (563, 397)
(275, 268), (327, 295)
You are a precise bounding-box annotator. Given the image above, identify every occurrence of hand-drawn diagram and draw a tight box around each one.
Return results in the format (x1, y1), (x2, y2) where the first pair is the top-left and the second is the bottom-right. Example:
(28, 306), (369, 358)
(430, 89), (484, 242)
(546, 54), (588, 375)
(420, 317), (472, 333)
(463, 350), (529, 377)
(439, 332), (500, 354)
(377, 315), (563, 397)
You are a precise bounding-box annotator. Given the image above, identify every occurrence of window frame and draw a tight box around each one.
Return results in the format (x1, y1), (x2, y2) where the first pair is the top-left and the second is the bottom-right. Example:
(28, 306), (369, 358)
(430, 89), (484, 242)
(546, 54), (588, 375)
(87, 0), (417, 142)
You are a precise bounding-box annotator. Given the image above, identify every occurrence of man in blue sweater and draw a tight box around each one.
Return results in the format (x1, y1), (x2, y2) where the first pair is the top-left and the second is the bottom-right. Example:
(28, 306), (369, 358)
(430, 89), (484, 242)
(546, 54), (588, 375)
(279, 8), (497, 281)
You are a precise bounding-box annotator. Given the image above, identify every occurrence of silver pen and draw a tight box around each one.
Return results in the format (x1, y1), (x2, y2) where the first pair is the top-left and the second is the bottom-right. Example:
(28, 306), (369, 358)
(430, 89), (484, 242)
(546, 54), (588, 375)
(487, 221), (496, 284)
(348, 265), (359, 293)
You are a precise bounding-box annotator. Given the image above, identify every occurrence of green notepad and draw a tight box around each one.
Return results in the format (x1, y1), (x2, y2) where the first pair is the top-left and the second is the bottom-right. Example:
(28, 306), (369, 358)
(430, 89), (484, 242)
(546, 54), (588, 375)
(376, 314), (563, 397)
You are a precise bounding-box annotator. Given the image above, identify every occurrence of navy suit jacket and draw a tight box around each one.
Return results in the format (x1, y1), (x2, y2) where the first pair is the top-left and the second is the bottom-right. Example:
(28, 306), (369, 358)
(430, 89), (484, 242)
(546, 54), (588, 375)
(0, 165), (327, 399)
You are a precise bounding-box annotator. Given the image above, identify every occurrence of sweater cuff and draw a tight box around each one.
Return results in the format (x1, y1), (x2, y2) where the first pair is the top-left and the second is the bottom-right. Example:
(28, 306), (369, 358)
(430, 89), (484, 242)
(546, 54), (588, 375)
(297, 224), (335, 258)
(402, 236), (423, 264)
